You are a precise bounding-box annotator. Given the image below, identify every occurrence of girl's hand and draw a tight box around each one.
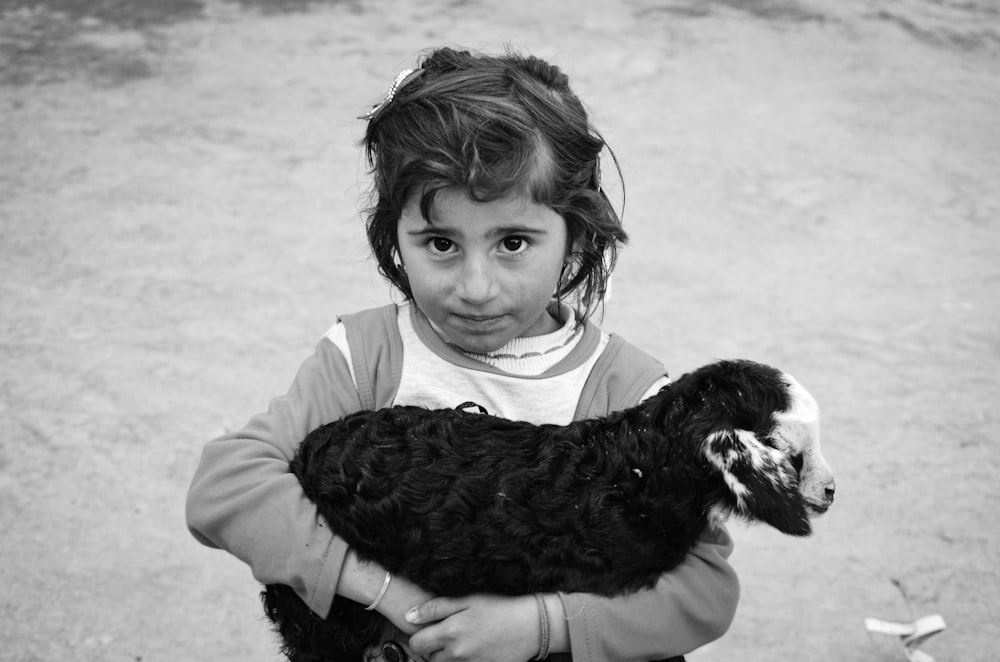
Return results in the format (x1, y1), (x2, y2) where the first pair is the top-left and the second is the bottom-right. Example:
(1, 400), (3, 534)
(375, 572), (437, 635)
(337, 550), (436, 635)
(405, 593), (542, 662)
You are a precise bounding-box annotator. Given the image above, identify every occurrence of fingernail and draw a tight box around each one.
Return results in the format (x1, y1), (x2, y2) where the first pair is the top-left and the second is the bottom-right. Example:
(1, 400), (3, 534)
(405, 607), (419, 623)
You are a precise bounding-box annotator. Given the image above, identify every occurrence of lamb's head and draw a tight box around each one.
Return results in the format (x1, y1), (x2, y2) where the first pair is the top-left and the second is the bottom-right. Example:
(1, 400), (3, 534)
(697, 363), (835, 536)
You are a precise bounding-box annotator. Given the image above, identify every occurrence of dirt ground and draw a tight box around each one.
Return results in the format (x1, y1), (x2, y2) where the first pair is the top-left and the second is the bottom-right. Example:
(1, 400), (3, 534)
(1, 0), (998, 660)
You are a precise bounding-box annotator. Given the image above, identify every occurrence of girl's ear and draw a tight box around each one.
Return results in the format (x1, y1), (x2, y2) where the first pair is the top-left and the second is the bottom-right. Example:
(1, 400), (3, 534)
(565, 238), (583, 263)
(703, 428), (812, 536)
(556, 239), (583, 299)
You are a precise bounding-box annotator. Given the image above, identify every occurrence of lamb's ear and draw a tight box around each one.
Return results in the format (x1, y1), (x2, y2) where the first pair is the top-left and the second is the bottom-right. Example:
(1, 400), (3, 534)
(703, 428), (812, 536)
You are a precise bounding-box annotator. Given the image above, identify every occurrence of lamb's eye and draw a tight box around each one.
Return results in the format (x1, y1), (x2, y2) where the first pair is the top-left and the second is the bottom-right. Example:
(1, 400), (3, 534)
(790, 453), (804, 474)
(380, 642), (405, 662)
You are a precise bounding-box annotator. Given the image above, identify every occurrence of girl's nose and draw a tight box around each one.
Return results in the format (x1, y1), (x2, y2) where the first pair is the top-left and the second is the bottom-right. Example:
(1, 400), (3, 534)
(457, 256), (499, 304)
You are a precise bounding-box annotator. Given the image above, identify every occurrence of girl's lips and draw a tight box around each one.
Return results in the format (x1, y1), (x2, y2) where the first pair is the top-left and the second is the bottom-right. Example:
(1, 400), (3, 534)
(458, 314), (502, 323)
(451, 313), (506, 331)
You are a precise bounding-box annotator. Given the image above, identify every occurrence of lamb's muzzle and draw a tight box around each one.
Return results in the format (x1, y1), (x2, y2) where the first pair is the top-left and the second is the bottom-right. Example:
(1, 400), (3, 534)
(774, 373), (835, 513)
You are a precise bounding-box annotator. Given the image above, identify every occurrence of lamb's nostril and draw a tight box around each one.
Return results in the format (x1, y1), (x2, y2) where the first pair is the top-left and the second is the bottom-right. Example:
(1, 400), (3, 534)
(825, 486), (836, 503)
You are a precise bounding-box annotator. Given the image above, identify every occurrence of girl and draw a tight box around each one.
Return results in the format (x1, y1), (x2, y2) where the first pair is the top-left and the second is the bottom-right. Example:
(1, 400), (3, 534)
(186, 47), (739, 662)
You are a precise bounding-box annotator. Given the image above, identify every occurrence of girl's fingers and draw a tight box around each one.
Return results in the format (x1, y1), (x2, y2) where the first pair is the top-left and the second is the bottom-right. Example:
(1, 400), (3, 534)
(406, 596), (466, 626)
(406, 598), (470, 658)
(406, 622), (442, 658)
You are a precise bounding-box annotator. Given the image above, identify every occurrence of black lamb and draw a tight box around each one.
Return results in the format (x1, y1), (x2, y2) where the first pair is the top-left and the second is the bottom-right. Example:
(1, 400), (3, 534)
(261, 359), (835, 661)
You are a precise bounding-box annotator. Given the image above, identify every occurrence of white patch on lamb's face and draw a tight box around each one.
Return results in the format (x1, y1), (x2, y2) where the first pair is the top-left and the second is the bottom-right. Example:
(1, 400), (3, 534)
(703, 423), (816, 533)
(704, 429), (755, 510)
(772, 373), (835, 513)
(738, 429), (788, 475)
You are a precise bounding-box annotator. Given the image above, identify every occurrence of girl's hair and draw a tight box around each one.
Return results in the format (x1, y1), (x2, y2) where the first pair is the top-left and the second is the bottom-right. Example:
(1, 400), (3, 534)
(362, 46), (627, 320)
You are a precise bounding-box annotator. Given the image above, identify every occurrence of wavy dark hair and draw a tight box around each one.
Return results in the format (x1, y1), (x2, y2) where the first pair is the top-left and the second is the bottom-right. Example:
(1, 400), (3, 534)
(361, 46), (627, 320)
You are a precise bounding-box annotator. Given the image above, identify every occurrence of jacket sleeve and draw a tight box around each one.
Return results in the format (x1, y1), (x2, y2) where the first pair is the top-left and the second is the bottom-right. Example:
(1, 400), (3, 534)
(185, 336), (364, 618)
(558, 525), (740, 661)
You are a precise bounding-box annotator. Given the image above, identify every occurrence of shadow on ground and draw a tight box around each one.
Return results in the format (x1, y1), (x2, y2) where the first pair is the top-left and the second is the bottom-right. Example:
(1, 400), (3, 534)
(0, 0), (356, 85)
(3, 0), (358, 27)
(2, 0), (996, 86)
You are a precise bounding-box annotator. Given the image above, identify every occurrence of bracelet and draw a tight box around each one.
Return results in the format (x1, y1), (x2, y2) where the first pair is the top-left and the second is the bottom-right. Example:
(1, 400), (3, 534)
(533, 593), (550, 661)
(365, 571), (392, 611)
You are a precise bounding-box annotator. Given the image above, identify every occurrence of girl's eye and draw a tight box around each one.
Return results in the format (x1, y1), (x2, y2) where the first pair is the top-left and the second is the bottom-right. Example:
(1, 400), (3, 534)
(501, 237), (526, 253)
(429, 237), (454, 253)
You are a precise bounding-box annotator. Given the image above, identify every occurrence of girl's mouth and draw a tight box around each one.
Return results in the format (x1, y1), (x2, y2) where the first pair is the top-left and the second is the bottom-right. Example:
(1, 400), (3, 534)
(452, 313), (506, 331)
(460, 315), (502, 323)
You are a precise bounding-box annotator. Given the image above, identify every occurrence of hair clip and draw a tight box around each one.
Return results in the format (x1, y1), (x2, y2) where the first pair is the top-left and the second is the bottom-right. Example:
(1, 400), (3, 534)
(359, 68), (420, 120)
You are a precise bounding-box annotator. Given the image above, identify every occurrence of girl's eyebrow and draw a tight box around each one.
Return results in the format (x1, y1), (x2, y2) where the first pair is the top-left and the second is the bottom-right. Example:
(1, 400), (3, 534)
(488, 225), (549, 237)
(404, 225), (455, 237)
(404, 224), (549, 238)
(406, 223), (455, 237)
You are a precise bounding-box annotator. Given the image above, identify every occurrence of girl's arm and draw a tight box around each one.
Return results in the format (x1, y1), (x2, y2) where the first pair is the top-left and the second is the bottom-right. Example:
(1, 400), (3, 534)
(339, 549), (437, 635)
(185, 337), (364, 617)
(406, 527), (737, 661)
(558, 525), (739, 660)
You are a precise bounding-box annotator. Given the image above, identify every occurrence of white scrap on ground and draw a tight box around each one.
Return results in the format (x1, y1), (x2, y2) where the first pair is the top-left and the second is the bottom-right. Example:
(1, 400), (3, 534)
(864, 614), (947, 662)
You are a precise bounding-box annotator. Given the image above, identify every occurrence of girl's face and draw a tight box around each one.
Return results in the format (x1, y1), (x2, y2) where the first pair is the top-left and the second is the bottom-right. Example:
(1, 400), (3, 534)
(397, 187), (571, 354)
